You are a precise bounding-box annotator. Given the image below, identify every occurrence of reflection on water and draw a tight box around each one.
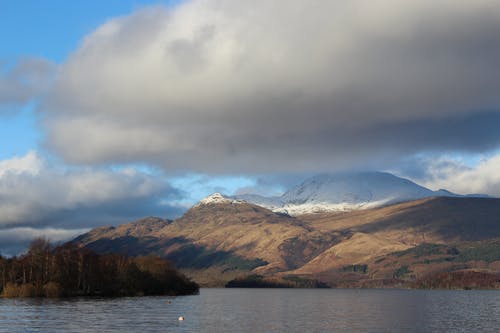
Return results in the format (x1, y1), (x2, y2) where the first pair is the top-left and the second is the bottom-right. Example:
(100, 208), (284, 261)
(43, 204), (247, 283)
(0, 288), (499, 332)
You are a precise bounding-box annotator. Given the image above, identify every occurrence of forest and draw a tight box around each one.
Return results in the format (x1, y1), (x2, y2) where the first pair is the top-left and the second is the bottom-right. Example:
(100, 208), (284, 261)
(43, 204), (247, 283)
(0, 239), (199, 297)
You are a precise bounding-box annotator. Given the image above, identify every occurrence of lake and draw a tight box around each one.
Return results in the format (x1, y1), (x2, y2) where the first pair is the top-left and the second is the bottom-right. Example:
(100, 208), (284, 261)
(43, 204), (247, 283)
(0, 288), (499, 332)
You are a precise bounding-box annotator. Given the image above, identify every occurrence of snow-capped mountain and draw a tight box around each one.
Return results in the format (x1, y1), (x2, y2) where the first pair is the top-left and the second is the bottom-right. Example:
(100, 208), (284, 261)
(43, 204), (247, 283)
(234, 172), (462, 215)
(194, 193), (245, 207)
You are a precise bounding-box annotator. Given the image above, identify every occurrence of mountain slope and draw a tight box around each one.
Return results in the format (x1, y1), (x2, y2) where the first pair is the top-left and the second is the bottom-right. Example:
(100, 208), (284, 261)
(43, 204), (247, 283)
(75, 194), (342, 275)
(73, 194), (500, 288)
(301, 196), (500, 243)
(290, 197), (500, 275)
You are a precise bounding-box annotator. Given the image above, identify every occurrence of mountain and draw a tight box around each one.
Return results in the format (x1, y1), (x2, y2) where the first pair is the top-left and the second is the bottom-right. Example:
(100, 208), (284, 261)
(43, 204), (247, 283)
(192, 192), (246, 206)
(236, 172), (463, 215)
(74, 194), (344, 284)
(73, 194), (500, 289)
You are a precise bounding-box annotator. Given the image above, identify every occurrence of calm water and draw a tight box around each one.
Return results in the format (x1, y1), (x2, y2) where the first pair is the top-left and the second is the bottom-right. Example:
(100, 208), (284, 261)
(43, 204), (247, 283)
(0, 288), (499, 333)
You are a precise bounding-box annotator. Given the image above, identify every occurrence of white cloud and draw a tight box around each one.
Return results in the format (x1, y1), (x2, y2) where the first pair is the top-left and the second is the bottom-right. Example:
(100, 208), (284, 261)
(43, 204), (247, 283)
(0, 152), (180, 228)
(413, 155), (500, 197)
(41, 0), (500, 173)
(0, 150), (42, 177)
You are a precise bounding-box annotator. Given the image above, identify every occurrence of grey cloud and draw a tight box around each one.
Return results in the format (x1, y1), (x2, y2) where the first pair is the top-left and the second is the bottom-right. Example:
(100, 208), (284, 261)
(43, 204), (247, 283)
(391, 157), (468, 182)
(168, 25), (216, 71)
(367, 111), (500, 153)
(0, 227), (89, 257)
(0, 152), (184, 230)
(234, 174), (311, 197)
(0, 57), (56, 111)
(42, 0), (500, 173)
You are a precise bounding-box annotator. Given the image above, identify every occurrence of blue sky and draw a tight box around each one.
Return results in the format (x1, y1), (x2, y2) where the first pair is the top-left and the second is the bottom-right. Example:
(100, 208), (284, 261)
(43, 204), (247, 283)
(0, 104), (38, 158)
(1, 0), (500, 255)
(0, 0), (182, 61)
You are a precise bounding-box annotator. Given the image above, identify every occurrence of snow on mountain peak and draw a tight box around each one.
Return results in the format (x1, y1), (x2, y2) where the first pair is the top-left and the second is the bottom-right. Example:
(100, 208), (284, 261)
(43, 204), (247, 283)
(195, 193), (244, 207)
(238, 171), (460, 216)
(281, 172), (433, 207)
(192, 172), (466, 216)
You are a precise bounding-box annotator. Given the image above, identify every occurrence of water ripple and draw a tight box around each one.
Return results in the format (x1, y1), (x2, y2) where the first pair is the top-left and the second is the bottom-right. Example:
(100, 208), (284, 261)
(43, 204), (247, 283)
(0, 289), (498, 333)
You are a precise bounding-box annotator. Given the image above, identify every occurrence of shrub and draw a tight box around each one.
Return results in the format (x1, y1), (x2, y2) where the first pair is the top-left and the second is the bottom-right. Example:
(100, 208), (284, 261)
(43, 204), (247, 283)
(341, 264), (368, 273)
(393, 243), (447, 258)
(393, 266), (411, 279)
(43, 282), (62, 298)
(19, 283), (36, 297)
(1, 283), (20, 298)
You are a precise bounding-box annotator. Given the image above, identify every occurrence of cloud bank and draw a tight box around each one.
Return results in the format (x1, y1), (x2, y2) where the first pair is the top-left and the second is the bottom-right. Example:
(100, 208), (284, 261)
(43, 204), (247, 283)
(0, 151), (187, 254)
(0, 227), (89, 257)
(41, 0), (500, 173)
(0, 152), (183, 230)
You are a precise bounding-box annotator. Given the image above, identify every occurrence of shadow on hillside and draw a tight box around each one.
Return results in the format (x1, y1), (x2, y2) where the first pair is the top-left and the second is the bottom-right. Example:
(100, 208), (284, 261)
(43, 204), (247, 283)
(83, 236), (268, 270)
(353, 197), (500, 241)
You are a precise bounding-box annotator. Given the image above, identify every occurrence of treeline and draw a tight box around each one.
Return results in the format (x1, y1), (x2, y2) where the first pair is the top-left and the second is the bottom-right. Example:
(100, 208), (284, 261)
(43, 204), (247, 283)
(225, 274), (329, 288)
(0, 238), (199, 298)
(413, 270), (500, 290)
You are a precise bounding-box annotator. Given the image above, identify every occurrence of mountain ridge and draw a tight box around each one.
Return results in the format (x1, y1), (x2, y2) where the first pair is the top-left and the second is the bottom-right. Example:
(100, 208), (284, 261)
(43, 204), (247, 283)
(234, 171), (485, 215)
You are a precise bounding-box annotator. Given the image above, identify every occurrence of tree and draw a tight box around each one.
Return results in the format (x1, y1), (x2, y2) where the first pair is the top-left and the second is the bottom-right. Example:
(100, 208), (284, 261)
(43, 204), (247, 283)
(1, 239), (199, 298)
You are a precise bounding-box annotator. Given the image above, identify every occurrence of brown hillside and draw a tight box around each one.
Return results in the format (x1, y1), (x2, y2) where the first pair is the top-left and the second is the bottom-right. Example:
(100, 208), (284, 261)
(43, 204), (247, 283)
(74, 197), (500, 287)
(300, 197), (500, 244)
(76, 201), (341, 274)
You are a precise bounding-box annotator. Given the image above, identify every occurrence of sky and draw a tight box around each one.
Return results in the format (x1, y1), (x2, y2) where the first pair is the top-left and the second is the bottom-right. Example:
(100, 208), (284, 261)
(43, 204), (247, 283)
(1, 0), (500, 255)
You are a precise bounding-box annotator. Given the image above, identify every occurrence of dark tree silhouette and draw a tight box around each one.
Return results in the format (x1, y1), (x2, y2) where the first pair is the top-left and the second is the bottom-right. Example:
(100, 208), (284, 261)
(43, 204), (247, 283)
(0, 238), (198, 298)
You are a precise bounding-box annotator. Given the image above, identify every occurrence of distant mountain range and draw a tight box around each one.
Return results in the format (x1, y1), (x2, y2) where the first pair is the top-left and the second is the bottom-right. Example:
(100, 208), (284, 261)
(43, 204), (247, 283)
(72, 171), (500, 289)
(234, 171), (488, 215)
